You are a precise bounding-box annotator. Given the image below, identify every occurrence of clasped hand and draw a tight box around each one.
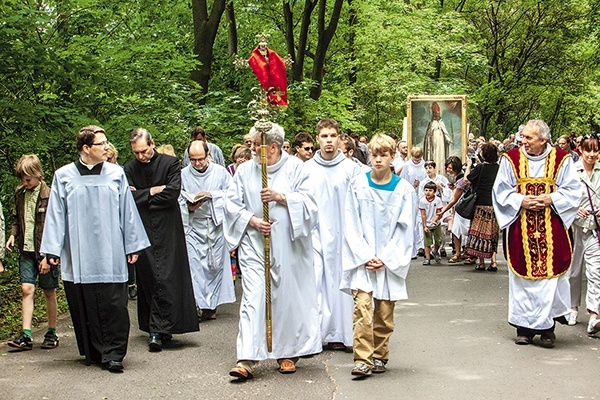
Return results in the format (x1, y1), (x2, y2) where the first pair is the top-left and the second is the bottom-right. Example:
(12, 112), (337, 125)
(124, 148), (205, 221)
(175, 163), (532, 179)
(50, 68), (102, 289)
(366, 258), (384, 271)
(521, 194), (552, 212)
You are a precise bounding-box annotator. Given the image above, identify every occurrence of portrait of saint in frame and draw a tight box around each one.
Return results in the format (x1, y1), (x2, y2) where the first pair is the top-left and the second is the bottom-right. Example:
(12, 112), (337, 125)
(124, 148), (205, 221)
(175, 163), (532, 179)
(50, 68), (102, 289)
(407, 95), (467, 176)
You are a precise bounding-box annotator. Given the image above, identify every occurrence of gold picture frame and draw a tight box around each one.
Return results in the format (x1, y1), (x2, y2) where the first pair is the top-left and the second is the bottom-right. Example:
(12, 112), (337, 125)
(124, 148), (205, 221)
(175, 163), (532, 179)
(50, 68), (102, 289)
(407, 95), (468, 175)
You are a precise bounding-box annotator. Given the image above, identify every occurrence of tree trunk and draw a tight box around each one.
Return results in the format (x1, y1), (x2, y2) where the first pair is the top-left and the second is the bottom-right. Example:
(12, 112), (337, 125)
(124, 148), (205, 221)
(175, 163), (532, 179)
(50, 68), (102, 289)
(309, 0), (344, 100)
(283, 0), (318, 82)
(225, 1), (237, 56)
(191, 0), (227, 103)
(347, 0), (357, 85)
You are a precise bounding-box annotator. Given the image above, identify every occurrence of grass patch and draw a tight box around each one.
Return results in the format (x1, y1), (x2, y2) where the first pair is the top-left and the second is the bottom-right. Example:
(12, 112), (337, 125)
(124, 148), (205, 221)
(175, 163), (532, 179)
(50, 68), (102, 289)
(0, 252), (69, 340)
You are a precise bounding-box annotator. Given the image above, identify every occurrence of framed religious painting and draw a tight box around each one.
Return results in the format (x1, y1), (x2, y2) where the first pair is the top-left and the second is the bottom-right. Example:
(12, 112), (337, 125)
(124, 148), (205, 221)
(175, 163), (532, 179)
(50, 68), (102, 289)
(407, 95), (467, 176)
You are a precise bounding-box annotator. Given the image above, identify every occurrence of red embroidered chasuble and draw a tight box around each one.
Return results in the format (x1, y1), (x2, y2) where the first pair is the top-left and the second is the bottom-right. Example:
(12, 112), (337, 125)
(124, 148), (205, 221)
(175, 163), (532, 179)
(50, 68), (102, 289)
(504, 147), (572, 280)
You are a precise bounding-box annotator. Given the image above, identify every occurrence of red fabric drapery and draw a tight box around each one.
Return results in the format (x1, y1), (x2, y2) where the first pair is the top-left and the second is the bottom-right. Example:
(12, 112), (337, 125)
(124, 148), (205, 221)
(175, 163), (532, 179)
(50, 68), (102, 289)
(248, 47), (288, 106)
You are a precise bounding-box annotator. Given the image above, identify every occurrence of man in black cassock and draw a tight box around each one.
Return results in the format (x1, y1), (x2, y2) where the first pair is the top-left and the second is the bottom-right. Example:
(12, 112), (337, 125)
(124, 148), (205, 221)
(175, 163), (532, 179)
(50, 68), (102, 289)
(41, 125), (150, 372)
(124, 128), (199, 352)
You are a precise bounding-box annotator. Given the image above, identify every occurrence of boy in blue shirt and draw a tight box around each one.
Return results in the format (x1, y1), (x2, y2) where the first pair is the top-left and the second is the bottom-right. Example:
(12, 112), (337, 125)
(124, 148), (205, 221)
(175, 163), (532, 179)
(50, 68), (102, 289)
(341, 134), (416, 377)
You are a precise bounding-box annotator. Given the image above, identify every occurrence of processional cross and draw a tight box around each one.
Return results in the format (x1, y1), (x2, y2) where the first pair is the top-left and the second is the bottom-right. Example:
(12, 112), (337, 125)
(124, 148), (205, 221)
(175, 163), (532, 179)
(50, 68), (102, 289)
(234, 33), (292, 352)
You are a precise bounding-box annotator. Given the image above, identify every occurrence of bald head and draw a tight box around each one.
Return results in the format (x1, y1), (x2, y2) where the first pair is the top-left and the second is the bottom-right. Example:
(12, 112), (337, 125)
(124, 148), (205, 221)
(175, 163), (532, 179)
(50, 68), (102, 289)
(188, 140), (210, 172)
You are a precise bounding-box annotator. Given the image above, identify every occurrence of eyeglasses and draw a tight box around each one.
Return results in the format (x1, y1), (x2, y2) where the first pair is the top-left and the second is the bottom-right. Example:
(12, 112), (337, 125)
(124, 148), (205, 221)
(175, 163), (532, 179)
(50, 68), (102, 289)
(303, 146), (314, 152)
(91, 140), (108, 147)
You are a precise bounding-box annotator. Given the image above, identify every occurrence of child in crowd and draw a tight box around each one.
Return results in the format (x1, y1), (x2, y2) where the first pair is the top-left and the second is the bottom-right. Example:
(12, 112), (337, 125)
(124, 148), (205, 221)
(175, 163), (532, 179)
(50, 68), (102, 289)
(342, 134), (415, 377)
(6, 155), (59, 351)
(400, 146), (427, 257)
(420, 181), (444, 265)
(419, 161), (452, 257)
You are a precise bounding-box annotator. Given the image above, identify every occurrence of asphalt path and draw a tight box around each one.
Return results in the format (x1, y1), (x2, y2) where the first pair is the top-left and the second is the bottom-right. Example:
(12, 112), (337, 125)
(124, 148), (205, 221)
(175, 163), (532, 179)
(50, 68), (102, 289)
(2, 255), (599, 400)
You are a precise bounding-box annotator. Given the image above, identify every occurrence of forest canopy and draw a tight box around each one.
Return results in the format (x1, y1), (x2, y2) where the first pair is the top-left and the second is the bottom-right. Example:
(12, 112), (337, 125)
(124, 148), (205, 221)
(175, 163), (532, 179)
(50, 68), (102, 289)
(1, 0), (599, 199)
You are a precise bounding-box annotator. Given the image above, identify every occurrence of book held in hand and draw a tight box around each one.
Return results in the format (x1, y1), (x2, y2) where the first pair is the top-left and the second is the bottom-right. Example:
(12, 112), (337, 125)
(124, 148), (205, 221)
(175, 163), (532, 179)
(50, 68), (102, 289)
(182, 191), (211, 205)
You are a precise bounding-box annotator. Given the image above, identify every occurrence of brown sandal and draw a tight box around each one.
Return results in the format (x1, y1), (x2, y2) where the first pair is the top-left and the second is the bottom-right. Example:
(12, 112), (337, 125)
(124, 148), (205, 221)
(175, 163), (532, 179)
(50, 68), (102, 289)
(229, 365), (254, 380)
(448, 254), (462, 263)
(475, 263), (486, 271)
(463, 257), (476, 265)
(278, 359), (296, 374)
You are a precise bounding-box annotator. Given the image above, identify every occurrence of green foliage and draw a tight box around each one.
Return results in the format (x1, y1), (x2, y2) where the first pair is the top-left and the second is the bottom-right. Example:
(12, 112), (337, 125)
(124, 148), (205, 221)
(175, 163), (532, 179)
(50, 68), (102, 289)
(1, 0), (600, 330)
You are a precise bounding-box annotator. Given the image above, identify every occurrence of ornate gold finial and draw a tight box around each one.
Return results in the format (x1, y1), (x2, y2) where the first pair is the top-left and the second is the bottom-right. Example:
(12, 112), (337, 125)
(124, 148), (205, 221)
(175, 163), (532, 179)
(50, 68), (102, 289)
(256, 33), (271, 46)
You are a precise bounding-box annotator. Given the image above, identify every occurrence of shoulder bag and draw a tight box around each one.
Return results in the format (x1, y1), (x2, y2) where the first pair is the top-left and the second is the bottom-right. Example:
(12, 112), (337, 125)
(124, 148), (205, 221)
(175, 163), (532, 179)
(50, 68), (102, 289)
(455, 164), (482, 220)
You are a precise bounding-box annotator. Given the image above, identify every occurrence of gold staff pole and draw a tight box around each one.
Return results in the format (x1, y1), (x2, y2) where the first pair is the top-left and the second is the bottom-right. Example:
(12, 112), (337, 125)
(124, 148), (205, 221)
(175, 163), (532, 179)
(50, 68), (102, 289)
(255, 116), (273, 352)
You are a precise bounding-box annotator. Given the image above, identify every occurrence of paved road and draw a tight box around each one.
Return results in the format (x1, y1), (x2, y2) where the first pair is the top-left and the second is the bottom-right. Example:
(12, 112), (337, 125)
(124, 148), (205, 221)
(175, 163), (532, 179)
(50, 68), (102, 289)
(2, 256), (599, 400)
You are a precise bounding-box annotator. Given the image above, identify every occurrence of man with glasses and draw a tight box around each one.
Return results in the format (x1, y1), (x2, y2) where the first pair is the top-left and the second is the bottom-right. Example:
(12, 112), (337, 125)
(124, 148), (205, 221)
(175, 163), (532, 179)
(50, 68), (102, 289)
(124, 128), (199, 352)
(293, 132), (315, 162)
(180, 140), (235, 322)
(182, 126), (225, 167)
(41, 125), (150, 372)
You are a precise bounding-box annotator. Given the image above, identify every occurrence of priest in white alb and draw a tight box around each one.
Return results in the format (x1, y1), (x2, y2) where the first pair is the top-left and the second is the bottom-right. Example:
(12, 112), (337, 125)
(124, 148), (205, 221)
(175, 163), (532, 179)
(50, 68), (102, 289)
(225, 123), (321, 381)
(180, 140), (235, 321)
(492, 119), (581, 348)
(304, 118), (360, 350)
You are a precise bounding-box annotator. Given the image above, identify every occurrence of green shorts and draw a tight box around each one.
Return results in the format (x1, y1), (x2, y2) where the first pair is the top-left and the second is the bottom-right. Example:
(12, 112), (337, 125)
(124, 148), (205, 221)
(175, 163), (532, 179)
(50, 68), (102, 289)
(424, 225), (443, 247)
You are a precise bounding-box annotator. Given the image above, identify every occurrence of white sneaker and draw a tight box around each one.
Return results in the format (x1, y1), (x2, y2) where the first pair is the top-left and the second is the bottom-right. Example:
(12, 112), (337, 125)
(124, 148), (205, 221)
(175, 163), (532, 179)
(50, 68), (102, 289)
(587, 319), (600, 335)
(568, 310), (578, 326)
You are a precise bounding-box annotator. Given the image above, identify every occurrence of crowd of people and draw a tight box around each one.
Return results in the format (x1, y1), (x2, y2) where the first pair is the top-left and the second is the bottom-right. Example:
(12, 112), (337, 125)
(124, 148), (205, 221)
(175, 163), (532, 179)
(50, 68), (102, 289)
(1, 118), (599, 379)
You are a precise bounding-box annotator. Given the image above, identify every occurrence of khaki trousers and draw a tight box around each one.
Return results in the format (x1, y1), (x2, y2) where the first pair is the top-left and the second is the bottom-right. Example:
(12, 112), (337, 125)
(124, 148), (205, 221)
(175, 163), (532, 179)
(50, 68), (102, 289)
(352, 290), (396, 367)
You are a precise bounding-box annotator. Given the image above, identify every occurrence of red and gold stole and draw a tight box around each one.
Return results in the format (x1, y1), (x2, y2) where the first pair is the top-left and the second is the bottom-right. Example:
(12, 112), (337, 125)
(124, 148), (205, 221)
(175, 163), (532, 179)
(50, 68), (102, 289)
(504, 147), (572, 280)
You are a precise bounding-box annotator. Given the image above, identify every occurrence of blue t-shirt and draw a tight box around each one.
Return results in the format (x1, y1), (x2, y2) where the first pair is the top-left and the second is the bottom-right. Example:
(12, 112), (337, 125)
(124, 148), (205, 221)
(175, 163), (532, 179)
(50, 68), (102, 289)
(366, 171), (401, 192)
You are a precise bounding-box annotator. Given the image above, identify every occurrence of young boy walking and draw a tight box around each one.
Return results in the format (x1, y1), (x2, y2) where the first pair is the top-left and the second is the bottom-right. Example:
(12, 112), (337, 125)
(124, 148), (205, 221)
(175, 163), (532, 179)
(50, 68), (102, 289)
(341, 134), (416, 377)
(419, 181), (444, 265)
(6, 155), (59, 351)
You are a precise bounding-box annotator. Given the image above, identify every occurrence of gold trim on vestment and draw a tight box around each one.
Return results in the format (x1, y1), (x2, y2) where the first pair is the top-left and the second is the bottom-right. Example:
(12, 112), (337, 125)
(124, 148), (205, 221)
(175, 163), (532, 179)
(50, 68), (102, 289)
(506, 148), (571, 280)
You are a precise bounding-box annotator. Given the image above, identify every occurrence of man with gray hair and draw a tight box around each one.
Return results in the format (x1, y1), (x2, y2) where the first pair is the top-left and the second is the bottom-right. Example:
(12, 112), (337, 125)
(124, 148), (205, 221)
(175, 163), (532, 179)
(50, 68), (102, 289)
(225, 123), (321, 380)
(124, 128), (198, 352)
(493, 119), (581, 348)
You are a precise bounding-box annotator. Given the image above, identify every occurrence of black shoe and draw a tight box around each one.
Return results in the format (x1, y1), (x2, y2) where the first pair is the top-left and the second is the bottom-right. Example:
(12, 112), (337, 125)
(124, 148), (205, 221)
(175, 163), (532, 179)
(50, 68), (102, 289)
(103, 360), (124, 372)
(128, 285), (137, 300)
(417, 248), (425, 257)
(515, 335), (533, 345)
(148, 333), (162, 352)
(540, 332), (556, 348)
(41, 331), (59, 349)
(160, 333), (173, 343)
(7, 332), (33, 351)
(440, 248), (447, 258)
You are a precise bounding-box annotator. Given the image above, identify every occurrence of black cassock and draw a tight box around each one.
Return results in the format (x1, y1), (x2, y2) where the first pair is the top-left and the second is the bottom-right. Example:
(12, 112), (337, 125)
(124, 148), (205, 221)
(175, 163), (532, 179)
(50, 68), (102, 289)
(64, 161), (130, 365)
(124, 152), (198, 334)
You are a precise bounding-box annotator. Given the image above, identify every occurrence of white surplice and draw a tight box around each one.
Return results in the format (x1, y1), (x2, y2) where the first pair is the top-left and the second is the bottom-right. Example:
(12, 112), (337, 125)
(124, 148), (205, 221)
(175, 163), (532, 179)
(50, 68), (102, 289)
(41, 162), (150, 283)
(341, 173), (416, 301)
(180, 163), (235, 310)
(400, 159), (427, 255)
(224, 152), (321, 360)
(305, 150), (360, 346)
(492, 144), (582, 330)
